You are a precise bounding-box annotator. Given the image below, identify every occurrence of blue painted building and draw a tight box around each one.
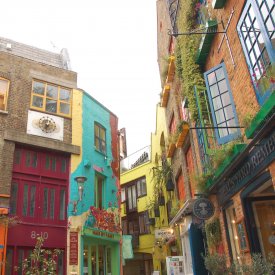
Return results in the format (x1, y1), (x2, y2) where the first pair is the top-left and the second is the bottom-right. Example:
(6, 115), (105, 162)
(68, 88), (121, 275)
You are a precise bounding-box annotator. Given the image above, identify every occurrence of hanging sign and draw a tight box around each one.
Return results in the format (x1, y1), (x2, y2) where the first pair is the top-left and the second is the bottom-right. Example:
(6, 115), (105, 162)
(193, 198), (214, 220)
(69, 232), (78, 265)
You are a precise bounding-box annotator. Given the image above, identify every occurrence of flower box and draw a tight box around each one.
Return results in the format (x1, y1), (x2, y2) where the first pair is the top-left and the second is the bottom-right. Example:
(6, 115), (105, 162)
(212, 0), (226, 9)
(214, 143), (246, 179)
(161, 85), (170, 107)
(245, 92), (275, 139)
(167, 143), (176, 158)
(166, 56), (175, 83)
(176, 124), (190, 148)
(195, 19), (218, 66)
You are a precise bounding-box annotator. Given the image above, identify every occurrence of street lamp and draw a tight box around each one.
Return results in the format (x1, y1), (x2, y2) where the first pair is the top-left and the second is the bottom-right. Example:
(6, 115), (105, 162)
(72, 176), (87, 214)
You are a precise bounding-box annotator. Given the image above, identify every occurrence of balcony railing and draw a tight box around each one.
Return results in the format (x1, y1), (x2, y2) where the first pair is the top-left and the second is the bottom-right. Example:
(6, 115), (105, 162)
(120, 146), (151, 173)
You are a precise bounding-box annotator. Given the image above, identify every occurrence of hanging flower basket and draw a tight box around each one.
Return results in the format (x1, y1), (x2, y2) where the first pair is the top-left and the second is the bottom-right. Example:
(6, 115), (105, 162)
(166, 179), (174, 191)
(159, 195), (165, 206)
(154, 207), (160, 217)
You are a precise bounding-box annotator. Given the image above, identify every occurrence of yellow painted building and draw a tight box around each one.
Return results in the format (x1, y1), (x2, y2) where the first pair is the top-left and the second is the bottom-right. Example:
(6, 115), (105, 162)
(121, 104), (180, 275)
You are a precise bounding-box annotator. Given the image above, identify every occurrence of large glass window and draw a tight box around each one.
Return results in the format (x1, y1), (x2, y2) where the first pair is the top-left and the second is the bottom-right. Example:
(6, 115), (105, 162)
(0, 77), (10, 111)
(204, 63), (240, 144)
(10, 183), (18, 215)
(22, 184), (36, 217)
(237, 0), (275, 105)
(94, 123), (106, 154)
(31, 80), (72, 117)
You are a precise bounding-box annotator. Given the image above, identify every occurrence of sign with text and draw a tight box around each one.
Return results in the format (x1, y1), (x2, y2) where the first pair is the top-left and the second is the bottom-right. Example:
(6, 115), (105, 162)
(155, 228), (174, 240)
(193, 198), (214, 220)
(69, 232), (78, 265)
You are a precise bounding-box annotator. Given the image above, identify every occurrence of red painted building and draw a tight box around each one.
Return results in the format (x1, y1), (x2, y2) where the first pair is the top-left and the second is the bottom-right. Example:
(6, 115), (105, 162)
(6, 147), (69, 274)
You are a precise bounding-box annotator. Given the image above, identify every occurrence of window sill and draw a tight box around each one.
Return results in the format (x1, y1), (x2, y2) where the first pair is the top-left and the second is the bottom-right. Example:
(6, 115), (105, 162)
(94, 147), (107, 157)
(0, 110), (8, 115)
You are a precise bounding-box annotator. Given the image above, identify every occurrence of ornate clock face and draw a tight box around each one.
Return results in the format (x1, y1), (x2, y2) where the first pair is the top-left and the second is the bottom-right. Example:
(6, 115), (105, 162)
(38, 116), (57, 133)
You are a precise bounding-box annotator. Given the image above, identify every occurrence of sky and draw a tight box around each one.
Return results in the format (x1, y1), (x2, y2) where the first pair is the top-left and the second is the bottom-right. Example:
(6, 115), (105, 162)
(1, 0), (161, 155)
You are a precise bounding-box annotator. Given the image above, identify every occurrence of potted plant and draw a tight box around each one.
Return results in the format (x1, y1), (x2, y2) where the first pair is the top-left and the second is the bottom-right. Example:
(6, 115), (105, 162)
(148, 218), (155, 226)
(166, 178), (174, 191)
(154, 207), (160, 217)
(159, 194), (165, 206)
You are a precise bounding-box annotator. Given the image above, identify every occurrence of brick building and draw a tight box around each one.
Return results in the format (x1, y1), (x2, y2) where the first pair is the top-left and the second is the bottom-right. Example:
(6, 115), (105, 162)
(0, 37), (79, 274)
(156, 0), (274, 274)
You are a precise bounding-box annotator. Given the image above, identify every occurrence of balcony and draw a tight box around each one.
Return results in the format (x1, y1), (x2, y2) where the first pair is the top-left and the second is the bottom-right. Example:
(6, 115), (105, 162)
(195, 19), (218, 66)
(161, 85), (170, 107)
(120, 146), (151, 173)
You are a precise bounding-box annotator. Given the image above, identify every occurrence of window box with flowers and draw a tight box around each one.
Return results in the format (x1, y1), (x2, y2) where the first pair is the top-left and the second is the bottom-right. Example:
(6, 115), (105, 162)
(167, 142), (176, 158)
(176, 121), (190, 148)
(166, 55), (176, 83)
(161, 85), (170, 107)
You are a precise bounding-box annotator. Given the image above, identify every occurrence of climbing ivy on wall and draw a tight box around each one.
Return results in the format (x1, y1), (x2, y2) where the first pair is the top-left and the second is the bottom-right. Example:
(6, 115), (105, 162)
(175, 0), (205, 120)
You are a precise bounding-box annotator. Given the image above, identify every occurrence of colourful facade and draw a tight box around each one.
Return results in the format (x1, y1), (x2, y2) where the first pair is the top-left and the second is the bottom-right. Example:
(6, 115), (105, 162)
(121, 104), (180, 275)
(68, 89), (121, 275)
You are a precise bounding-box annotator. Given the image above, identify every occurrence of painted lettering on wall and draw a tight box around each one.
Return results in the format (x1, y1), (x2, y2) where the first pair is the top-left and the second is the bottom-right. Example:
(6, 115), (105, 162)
(92, 230), (115, 239)
(31, 231), (48, 239)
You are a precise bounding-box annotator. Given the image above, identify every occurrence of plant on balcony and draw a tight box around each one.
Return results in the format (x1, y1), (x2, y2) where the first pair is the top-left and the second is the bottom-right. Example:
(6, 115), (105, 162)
(193, 169), (214, 193)
(175, 120), (189, 148)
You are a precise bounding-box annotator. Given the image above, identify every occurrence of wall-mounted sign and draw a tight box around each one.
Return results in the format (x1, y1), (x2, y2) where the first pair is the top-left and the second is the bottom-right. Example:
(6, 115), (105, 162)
(166, 256), (184, 275)
(193, 198), (214, 220)
(69, 232), (78, 265)
(155, 228), (174, 240)
(27, 110), (64, 141)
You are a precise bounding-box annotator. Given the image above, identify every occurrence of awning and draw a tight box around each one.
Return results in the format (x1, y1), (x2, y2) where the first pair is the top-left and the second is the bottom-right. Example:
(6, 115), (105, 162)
(169, 199), (195, 226)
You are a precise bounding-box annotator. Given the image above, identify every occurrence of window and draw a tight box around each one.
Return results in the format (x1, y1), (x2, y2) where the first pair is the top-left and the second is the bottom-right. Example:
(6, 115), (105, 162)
(59, 189), (66, 220)
(122, 219), (128, 235)
(127, 185), (137, 211)
(94, 123), (106, 154)
(139, 211), (150, 234)
(204, 63), (240, 144)
(31, 80), (72, 117)
(95, 174), (104, 209)
(237, 0), (275, 105)
(136, 178), (147, 197)
(0, 77), (10, 111)
(43, 187), (55, 219)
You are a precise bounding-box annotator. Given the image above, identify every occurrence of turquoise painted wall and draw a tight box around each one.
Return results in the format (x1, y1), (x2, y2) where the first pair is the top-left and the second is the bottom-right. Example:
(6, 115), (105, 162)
(69, 91), (119, 215)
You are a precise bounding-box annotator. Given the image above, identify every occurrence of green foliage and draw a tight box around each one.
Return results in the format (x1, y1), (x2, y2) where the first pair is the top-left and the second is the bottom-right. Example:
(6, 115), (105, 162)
(15, 237), (61, 275)
(203, 252), (275, 275)
(0, 215), (20, 226)
(175, 0), (205, 120)
(193, 168), (214, 193)
(205, 217), (222, 248)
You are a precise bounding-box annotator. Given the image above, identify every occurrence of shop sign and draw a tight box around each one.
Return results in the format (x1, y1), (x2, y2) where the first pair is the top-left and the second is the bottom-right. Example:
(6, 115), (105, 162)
(218, 131), (275, 204)
(155, 228), (174, 240)
(193, 198), (214, 220)
(92, 229), (115, 239)
(166, 256), (184, 275)
(69, 232), (78, 266)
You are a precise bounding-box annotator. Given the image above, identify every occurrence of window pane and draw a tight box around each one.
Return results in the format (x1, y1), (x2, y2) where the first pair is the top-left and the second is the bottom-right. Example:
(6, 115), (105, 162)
(45, 156), (50, 170)
(51, 157), (56, 171)
(46, 99), (57, 113)
(218, 79), (228, 94)
(207, 72), (216, 85)
(100, 128), (105, 139)
(32, 153), (37, 168)
(30, 186), (36, 217)
(60, 102), (70, 114)
(59, 189), (66, 220)
(50, 189), (55, 219)
(215, 109), (225, 124)
(10, 183), (18, 215)
(14, 149), (21, 165)
(218, 122), (228, 138)
(59, 88), (71, 101)
(137, 181), (141, 197)
(221, 92), (231, 106)
(0, 79), (8, 92)
(47, 85), (58, 99)
(215, 67), (225, 81)
(23, 185), (28, 216)
(121, 188), (126, 202)
(33, 81), (45, 95)
(224, 105), (234, 120)
(210, 84), (219, 97)
(32, 95), (43, 108)
(132, 186), (137, 208)
(128, 188), (132, 210)
(213, 97), (222, 110)
(43, 188), (48, 218)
